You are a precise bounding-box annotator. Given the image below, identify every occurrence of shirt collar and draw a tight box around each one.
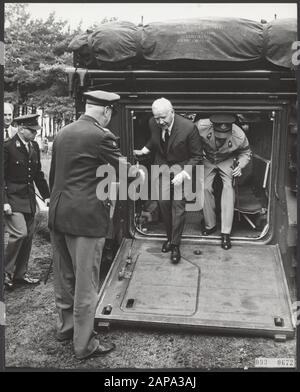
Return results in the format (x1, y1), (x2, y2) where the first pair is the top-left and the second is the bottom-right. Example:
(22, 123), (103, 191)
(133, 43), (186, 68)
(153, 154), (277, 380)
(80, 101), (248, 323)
(168, 117), (174, 133)
(17, 133), (29, 146)
(163, 117), (175, 136)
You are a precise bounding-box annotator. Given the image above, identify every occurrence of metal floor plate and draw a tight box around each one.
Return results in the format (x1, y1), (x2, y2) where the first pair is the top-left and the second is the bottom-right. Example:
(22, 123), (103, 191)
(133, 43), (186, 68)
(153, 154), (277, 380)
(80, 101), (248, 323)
(96, 239), (295, 339)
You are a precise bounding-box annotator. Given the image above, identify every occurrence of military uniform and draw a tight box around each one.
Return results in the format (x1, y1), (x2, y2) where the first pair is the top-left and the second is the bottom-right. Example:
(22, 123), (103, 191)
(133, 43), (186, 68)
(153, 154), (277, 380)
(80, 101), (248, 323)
(49, 90), (137, 359)
(4, 116), (50, 282)
(196, 115), (251, 236)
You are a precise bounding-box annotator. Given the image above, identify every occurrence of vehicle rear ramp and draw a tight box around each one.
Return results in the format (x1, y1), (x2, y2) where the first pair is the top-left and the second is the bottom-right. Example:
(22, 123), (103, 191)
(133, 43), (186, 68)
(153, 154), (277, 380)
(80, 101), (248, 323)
(96, 239), (295, 340)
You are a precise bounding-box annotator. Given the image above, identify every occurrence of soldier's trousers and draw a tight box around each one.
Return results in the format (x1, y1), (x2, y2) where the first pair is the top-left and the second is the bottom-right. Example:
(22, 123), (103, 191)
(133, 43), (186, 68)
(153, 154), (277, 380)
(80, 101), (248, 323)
(155, 172), (186, 246)
(203, 162), (235, 234)
(4, 212), (35, 279)
(51, 230), (105, 359)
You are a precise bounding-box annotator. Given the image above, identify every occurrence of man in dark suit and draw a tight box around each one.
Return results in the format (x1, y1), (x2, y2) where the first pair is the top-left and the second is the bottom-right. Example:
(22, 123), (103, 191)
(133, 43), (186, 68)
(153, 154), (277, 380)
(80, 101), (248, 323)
(134, 98), (203, 263)
(4, 102), (18, 140)
(49, 90), (144, 360)
(4, 114), (50, 289)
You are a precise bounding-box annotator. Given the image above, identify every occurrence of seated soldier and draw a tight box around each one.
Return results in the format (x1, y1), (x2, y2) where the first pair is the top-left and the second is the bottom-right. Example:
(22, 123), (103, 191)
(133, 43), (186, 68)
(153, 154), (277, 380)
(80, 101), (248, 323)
(195, 114), (252, 249)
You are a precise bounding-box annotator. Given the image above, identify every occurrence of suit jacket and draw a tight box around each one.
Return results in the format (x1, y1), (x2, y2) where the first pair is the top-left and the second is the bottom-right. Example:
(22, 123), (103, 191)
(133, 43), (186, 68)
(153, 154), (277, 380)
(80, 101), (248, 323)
(145, 113), (203, 176)
(4, 125), (18, 141)
(196, 119), (252, 169)
(48, 114), (132, 237)
(4, 134), (50, 214)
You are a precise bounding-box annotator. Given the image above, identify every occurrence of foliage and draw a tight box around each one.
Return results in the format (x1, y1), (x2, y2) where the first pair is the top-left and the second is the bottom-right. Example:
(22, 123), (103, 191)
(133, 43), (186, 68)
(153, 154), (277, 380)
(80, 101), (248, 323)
(4, 4), (119, 123)
(4, 3), (81, 118)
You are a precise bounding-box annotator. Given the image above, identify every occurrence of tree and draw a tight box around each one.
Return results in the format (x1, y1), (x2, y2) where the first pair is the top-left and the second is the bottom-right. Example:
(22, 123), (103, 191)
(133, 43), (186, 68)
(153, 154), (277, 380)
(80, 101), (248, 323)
(4, 3), (82, 120)
(4, 4), (118, 126)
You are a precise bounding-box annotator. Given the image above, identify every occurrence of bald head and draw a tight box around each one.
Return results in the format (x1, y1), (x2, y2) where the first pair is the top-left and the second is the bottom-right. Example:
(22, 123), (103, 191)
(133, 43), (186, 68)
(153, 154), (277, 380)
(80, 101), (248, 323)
(4, 102), (13, 129)
(152, 98), (174, 130)
(152, 98), (173, 113)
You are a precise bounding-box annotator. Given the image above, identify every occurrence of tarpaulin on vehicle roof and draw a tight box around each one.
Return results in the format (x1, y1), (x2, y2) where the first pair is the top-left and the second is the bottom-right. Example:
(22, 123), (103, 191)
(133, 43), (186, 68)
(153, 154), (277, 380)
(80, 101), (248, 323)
(141, 18), (264, 62)
(69, 21), (141, 68)
(68, 18), (297, 69)
(264, 19), (298, 69)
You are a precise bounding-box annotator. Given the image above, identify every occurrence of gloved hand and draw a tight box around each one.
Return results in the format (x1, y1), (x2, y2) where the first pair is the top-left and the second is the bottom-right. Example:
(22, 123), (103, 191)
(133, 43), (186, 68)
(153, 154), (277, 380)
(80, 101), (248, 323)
(44, 198), (50, 206)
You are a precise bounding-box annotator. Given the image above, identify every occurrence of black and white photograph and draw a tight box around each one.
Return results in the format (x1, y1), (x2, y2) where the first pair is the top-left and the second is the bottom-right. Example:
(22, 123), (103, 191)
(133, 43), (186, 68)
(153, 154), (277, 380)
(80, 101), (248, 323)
(1, 2), (298, 373)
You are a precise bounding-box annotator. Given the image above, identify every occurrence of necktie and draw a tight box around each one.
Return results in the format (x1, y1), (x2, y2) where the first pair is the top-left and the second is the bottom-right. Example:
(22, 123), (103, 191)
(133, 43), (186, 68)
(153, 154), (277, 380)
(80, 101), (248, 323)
(164, 129), (170, 143)
(162, 129), (170, 155)
(5, 128), (9, 139)
(28, 142), (33, 156)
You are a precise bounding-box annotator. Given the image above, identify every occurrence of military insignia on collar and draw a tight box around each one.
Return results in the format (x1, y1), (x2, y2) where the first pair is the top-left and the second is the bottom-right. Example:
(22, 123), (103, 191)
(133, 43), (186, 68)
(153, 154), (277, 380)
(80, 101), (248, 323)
(16, 140), (21, 148)
(207, 132), (212, 140)
(228, 140), (232, 148)
(112, 141), (117, 147)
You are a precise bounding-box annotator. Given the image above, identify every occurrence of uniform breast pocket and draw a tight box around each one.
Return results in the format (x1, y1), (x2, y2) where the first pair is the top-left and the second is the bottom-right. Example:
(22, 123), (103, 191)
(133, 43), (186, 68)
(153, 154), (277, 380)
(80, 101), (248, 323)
(6, 183), (25, 194)
(14, 160), (25, 166)
(12, 160), (27, 177)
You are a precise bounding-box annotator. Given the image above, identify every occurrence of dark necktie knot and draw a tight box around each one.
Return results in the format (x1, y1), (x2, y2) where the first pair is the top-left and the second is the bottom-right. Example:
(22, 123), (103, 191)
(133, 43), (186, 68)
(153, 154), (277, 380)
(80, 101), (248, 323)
(28, 142), (33, 156)
(161, 129), (170, 155)
(164, 129), (170, 143)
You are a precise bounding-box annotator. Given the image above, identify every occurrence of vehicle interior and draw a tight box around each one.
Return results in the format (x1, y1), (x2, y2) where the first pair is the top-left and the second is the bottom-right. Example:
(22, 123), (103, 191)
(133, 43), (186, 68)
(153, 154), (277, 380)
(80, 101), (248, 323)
(131, 109), (274, 241)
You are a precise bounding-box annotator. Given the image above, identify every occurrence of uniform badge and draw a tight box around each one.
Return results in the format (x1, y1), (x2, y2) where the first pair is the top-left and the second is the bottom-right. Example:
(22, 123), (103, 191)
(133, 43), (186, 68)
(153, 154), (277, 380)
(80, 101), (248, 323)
(112, 141), (117, 147)
(207, 132), (212, 140)
(228, 140), (232, 148)
(16, 140), (21, 148)
(221, 124), (227, 130)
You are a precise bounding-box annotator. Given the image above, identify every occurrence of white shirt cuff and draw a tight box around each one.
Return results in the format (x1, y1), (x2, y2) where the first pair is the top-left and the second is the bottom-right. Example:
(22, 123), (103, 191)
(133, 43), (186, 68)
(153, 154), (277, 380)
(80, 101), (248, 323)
(141, 146), (150, 154)
(181, 170), (191, 180)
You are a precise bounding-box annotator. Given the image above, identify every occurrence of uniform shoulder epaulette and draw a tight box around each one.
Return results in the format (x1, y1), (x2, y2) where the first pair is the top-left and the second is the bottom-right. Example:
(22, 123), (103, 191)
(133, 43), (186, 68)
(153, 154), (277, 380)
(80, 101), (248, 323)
(232, 124), (245, 139)
(93, 121), (109, 133)
(196, 118), (211, 127)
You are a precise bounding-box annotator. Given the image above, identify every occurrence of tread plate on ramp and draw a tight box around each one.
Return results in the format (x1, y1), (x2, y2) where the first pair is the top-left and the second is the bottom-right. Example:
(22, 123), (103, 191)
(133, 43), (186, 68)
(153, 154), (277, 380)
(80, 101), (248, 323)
(96, 239), (294, 338)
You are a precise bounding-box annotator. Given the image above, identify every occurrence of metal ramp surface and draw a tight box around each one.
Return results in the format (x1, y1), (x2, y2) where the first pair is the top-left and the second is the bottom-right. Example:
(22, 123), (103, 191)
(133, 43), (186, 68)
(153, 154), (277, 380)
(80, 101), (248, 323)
(96, 239), (295, 339)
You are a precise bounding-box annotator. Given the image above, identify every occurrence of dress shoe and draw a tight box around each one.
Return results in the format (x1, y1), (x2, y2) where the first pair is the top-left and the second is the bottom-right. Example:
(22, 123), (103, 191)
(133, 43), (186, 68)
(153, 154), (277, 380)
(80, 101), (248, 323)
(56, 329), (98, 342)
(56, 332), (74, 342)
(171, 245), (181, 264)
(221, 233), (231, 250)
(161, 240), (172, 253)
(202, 226), (217, 236)
(4, 273), (14, 290)
(84, 341), (116, 359)
(14, 274), (40, 285)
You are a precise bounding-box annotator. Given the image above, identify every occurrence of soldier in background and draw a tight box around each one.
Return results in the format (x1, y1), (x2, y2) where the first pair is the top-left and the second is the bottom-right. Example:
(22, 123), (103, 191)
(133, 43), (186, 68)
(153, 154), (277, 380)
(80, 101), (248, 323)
(4, 102), (18, 140)
(196, 114), (251, 250)
(4, 114), (50, 289)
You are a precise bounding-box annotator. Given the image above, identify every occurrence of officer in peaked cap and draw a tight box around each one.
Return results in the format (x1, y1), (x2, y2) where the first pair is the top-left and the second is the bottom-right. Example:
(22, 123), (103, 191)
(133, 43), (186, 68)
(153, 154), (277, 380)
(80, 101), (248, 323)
(209, 113), (236, 136)
(14, 113), (42, 130)
(4, 112), (50, 290)
(195, 113), (252, 250)
(48, 90), (145, 360)
(84, 90), (120, 107)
